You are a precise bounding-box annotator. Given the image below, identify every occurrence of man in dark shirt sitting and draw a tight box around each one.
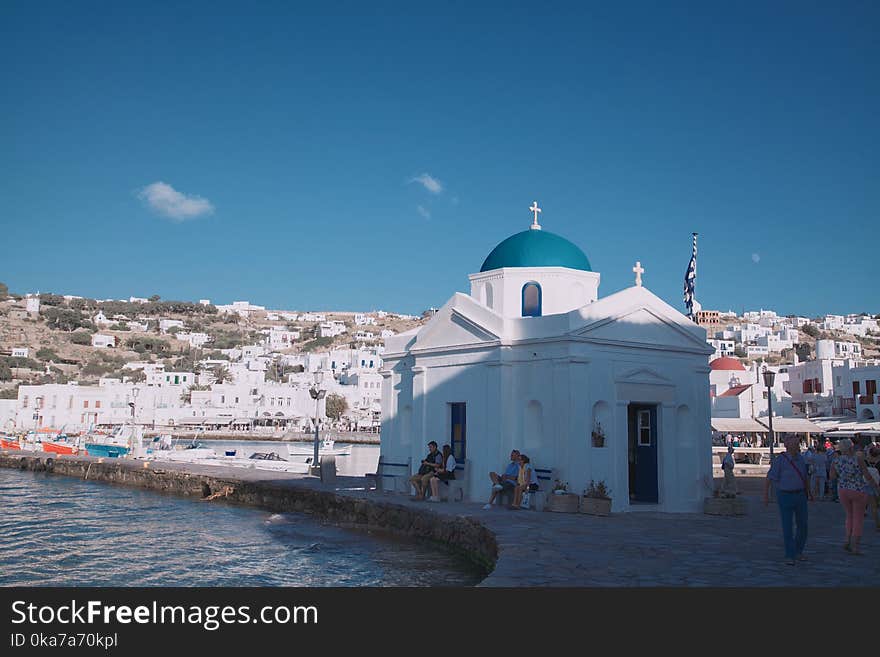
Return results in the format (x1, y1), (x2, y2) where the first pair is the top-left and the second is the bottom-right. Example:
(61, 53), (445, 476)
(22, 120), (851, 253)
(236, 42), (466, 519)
(409, 441), (442, 500)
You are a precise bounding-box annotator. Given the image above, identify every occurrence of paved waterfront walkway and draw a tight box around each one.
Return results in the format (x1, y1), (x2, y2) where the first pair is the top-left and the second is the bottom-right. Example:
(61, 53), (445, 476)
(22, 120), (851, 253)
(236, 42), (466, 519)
(357, 480), (880, 587)
(172, 462), (880, 587)
(8, 453), (879, 586)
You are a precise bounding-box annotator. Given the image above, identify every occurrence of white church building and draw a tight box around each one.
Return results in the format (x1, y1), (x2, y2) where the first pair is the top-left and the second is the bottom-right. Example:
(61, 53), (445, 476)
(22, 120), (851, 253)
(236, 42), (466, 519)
(380, 204), (714, 512)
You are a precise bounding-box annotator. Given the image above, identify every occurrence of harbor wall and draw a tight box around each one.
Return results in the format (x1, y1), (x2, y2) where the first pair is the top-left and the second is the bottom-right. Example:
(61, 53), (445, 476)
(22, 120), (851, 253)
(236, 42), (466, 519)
(0, 452), (495, 575)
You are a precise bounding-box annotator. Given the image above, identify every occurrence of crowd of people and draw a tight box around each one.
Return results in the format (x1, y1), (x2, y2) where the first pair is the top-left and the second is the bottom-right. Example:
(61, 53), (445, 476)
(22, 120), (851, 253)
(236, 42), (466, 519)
(763, 435), (880, 565)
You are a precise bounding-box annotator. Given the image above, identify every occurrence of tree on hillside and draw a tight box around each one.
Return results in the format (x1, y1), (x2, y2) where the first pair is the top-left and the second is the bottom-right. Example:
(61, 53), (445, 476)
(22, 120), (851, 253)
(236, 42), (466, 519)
(43, 307), (91, 332)
(149, 294), (160, 302)
(801, 324), (819, 338)
(70, 331), (92, 345)
(38, 293), (65, 306)
(121, 368), (147, 383)
(0, 282), (9, 298)
(795, 343), (812, 361)
(36, 348), (59, 362)
(0, 361), (12, 381)
(0, 384), (19, 399)
(212, 365), (232, 384)
(325, 393), (348, 422)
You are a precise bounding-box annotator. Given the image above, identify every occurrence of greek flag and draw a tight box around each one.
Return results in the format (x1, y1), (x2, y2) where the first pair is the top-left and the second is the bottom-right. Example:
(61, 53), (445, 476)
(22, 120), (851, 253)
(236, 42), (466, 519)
(683, 233), (697, 318)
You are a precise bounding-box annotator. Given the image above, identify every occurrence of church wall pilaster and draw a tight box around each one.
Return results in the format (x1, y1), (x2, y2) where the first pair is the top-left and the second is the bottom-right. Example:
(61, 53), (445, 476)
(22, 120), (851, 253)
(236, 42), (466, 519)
(660, 401), (678, 510)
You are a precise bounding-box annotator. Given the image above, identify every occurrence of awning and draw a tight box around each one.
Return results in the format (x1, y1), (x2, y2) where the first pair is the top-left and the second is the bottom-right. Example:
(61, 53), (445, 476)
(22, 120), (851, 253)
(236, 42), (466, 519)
(711, 418), (767, 433)
(755, 417), (823, 434)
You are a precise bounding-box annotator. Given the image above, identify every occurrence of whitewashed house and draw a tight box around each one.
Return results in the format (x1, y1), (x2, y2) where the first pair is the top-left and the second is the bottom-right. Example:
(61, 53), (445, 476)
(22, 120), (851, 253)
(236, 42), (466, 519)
(175, 332), (211, 348)
(263, 327), (300, 349)
(319, 321), (347, 338)
(381, 208), (714, 512)
(91, 334), (117, 348)
(159, 319), (185, 334)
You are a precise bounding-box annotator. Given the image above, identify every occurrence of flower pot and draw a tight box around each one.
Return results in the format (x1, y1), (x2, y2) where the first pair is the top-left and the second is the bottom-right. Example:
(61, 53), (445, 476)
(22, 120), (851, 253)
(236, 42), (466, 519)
(591, 435), (605, 448)
(547, 492), (579, 513)
(580, 497), (611, 516)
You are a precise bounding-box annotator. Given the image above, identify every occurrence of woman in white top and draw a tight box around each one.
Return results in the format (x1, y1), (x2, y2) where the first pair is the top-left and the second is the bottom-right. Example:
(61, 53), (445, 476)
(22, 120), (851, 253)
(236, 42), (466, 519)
(428, 444), (456, 502)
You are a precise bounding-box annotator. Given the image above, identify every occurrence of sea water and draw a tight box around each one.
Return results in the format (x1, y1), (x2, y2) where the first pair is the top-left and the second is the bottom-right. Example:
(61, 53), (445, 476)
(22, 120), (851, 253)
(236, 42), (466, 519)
(0, 468), (483, 587)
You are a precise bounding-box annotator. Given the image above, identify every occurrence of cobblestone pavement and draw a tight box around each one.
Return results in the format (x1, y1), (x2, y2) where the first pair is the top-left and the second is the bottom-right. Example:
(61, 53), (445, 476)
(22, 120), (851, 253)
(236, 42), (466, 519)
(20, 454), (878, 587)
(332, 476), (880, 587)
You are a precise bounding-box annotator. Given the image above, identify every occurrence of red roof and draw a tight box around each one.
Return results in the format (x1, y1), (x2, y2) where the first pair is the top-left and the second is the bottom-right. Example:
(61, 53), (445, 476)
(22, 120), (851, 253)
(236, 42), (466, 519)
(719, 384), (752, 397)
(709, 356), (746, 371)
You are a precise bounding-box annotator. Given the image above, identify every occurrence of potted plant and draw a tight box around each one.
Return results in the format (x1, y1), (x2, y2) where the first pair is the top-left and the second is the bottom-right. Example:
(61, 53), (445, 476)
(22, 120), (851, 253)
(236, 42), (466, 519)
(548, 479), (578, 513)
(580, 479), (612, 516)
(591, 421), (606, 448)
(552, 479), (569, 495)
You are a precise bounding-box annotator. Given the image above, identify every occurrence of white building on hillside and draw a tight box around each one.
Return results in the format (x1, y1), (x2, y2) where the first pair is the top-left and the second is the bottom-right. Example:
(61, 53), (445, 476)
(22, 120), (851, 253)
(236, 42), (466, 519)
(175, 332), (211, 348)
(159, 319), (185, 334)
(91, 334), (116, 348)
(831, 361), (880, 420)
(381, 208), (714, 512)
(263, 327), (300, 349)
(319, 321), (347, 338)
(840, 316), (878, 338)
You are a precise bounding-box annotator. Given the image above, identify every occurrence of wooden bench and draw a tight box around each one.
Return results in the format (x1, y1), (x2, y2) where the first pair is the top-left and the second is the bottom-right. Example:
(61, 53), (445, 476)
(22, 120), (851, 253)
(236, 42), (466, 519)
(366, 456), (411, 494)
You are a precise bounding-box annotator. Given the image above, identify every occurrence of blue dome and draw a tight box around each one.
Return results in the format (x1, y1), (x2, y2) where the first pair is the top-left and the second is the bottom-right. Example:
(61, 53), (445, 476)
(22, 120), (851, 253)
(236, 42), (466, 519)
(480, 229), (592, 272)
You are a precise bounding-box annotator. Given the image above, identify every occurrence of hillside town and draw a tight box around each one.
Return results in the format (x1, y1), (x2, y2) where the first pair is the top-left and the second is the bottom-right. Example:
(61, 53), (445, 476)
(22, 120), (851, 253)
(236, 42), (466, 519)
(0, 285), (424, 436)
(0, 283), (878, 439)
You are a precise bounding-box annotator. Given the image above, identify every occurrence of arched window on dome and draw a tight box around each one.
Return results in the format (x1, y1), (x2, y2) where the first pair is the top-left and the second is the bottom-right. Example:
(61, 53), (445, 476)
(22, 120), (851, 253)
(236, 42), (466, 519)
(521, 282), (542, 317)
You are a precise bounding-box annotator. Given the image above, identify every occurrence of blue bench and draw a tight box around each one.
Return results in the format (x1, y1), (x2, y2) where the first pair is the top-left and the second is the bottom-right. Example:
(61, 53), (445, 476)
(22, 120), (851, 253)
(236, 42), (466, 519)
(366, 456), (411, 493)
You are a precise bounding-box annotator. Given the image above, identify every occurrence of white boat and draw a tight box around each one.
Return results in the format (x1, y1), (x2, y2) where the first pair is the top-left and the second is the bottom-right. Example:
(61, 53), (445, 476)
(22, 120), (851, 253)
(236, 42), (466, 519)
(198, 451), (311, 474)
(286, 439), (351, 458)
(142, 434), (217, 462)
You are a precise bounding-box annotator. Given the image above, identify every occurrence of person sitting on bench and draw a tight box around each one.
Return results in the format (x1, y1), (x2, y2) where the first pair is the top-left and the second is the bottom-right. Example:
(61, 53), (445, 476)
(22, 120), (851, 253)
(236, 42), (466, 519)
(483, 450), (520, 509)
(427, 444), (456, 502)
(409, 441), (443, 500)
(510, 454), (538, 510)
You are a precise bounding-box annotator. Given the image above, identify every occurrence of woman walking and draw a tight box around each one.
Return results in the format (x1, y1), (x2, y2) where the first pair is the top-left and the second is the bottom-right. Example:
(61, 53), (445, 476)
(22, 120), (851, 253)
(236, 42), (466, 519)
(830, 439), (880, 555)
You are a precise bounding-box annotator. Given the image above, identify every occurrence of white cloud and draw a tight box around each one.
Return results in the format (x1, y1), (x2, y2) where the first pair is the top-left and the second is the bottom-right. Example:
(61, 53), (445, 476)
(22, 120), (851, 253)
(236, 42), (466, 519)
(409, 173), (443, 194)
(138, 181), (214, 221)
(751, 253), (761, 263)
(417, 205), (431, 220)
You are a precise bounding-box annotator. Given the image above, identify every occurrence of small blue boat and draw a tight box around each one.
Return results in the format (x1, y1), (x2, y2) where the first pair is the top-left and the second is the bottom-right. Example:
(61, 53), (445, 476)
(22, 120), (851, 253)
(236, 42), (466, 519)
(84, 443), (130, 458)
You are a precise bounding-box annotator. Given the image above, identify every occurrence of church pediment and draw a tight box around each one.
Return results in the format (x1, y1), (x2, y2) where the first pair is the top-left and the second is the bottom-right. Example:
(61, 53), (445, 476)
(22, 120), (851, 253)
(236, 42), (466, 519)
(412, 299), (499, 352)
(614, 366), (675, 386)
(571, 307), (711, 353)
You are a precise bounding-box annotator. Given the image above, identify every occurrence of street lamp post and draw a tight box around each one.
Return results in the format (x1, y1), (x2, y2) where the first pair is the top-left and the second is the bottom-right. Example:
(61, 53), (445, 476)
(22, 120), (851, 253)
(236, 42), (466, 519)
(309, 371), (326, 475)
(763, 368), (776, 461)
(128, 386), (140, 456)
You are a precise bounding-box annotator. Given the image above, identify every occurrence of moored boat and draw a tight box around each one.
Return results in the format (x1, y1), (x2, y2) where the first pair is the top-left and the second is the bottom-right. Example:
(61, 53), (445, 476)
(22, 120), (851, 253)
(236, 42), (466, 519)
(287, 438), (351, 458)
(0, 436), (21, 450)
(42, 439), (80, 455)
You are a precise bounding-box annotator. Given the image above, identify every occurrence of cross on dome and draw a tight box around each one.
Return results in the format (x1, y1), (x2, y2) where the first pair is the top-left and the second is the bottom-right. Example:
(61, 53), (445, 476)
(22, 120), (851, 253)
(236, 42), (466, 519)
(633, 261), (644, 287)
(529, 201), (542, 230)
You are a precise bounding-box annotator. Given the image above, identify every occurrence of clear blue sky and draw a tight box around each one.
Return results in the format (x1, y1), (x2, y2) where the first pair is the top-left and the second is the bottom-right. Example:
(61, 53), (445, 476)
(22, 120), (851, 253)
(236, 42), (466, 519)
(2, 1), (877, 317)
